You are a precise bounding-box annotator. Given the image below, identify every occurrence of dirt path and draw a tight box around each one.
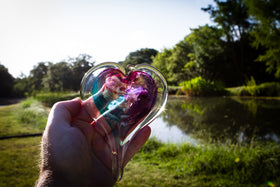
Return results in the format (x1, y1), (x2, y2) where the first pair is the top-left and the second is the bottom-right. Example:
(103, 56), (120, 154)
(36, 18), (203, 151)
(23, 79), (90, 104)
(0, 98), (23, 108)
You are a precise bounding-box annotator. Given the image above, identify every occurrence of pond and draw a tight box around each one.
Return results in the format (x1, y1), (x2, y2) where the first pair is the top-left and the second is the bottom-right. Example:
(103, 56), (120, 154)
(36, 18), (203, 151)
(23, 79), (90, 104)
(150, 96), (280, 144)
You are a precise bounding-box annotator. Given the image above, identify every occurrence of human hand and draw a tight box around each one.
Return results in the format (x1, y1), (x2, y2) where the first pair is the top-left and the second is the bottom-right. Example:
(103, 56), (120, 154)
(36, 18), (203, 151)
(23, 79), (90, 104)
(36, 98), (151, 187)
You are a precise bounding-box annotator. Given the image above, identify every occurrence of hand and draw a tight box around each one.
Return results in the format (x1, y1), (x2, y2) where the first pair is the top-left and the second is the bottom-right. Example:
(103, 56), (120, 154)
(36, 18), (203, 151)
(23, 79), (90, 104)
(36, 98), (151, 187)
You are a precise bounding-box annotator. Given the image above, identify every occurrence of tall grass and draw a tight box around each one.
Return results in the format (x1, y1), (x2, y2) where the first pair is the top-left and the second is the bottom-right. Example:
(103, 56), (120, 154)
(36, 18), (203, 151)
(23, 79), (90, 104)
(0, 98), (48, 137)
(228, 82), (280, 97)
(180, 77), (227, 96)
(119, 138), (280, 186)
(16, 98), (48, 128)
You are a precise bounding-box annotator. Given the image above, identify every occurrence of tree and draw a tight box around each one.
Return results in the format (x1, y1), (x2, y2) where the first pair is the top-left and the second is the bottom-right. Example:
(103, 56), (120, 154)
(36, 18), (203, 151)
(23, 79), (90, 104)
(13, 73), (31, 97)
(201, 0), (269, 86)
(121, 48), (158, 68)
(186, 25), (225, 81)
(152, 48), (173, 83)
(30, 62), (48, 91)
(152, 39), (193, 85)
(69, 54), (95, 90)
(0, 64), (14, 97)
(202, 0), (253, 42)
(43, 62), (74, 91)
(245, 0), (280, 78)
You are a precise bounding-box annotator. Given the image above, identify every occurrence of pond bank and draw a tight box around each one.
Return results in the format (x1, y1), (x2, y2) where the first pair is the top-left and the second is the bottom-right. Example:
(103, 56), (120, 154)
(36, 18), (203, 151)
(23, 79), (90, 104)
(153, 95), (280, 144)
(169, 82), (280, 97)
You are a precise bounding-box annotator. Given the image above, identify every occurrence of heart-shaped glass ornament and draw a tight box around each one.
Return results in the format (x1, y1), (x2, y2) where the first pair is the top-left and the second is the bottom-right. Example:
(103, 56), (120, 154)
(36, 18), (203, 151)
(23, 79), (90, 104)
(80, 62), (168, 181)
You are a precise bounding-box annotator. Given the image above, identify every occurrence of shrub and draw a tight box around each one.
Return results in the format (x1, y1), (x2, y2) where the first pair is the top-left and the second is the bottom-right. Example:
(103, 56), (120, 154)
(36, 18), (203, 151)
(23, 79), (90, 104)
(237, 82), (280, 96)
(168, 86), (183, 95)
(34, 92), (80, 107)
(180, 76), (227, 96)
(16, 98), (48, 131)
(257, 82), (280, 96)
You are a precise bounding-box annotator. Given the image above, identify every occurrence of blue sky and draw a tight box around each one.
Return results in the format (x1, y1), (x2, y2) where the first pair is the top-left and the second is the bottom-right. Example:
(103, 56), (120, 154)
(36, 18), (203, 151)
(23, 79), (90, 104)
(0, 0), (213, 77)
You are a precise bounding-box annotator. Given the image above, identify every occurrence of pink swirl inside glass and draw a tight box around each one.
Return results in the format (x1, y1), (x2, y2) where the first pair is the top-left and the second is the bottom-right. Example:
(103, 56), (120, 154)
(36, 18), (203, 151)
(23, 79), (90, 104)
(92, 68), (157, 140)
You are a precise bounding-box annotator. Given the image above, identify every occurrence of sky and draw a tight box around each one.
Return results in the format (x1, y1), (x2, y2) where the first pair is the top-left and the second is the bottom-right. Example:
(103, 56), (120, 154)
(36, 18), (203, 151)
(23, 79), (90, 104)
(0, 0), (213, 77)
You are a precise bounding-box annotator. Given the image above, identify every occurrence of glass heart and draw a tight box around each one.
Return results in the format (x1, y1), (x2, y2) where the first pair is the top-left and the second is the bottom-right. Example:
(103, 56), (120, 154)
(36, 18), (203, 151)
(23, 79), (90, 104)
(80, 62), (168, 181)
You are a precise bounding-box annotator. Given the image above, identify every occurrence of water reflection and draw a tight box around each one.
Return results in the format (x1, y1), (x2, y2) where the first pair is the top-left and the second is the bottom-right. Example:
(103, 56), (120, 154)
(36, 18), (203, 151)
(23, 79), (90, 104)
(150, 117), (197, 144)
(150, 96), (280, 144)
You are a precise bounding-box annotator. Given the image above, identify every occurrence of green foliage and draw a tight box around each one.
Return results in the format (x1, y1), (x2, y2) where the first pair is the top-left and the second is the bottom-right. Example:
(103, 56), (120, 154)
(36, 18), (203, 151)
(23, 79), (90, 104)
(13, 74), (31, 97)
(244, 76), (259, 96)
(151, 48), (173, 84)
(121, 48), (158, 69)
(0, 64), (14, 97)
(128, 138), (280, 186)
(168, 86), (183, 95)
(68, 54), (95, 90)
(202, 0), (253, 42)
(152, 39), (194, 85)
(42, 62), (74, 91)
(185, 25), (226, 81)
(180, 76), (226, 96)
(152, 23), (265, 87)
(30, 62), (48, 91)
(246, 0), (280, 78)
(0, 99), (47, 137)
(16, 98), (48, 127)
(236, 82), (280, 96)
(34, 92), (80, 107)
(28, 54), (94, 93)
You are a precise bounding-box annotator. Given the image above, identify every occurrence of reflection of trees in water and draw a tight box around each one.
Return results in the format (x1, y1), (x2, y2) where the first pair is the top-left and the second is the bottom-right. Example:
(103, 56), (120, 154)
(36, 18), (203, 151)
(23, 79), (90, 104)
(161, 97), (280, 144)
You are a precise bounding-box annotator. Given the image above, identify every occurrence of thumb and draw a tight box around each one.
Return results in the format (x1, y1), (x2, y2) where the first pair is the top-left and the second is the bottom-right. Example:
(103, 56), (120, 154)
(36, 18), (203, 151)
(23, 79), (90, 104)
(47, 98), (82, 128)
(123, 125), (151, 167)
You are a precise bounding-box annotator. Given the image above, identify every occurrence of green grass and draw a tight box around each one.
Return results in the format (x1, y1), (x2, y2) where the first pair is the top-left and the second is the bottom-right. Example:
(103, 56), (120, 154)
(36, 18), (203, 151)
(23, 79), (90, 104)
(0, 137), (41, 187)
(34, 91), (80, 107)
(0, 98), (280, 186)
(118, 138), (280, 186)
(227, 82), (280, 97)
(0, 98), (48, 137)
(0, 136), (279, 186)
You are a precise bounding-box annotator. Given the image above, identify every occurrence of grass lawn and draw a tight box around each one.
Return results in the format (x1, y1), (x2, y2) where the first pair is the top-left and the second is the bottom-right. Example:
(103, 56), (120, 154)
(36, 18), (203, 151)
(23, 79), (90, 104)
(118, 139), (280, 187)
(0, 98), (280, 186)
(0, 99), (47, 137)
(0, 137), (41, 187)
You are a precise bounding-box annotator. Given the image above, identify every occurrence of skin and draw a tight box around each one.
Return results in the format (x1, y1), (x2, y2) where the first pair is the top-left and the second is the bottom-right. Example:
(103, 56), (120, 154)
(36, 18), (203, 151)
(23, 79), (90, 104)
(36, 98), (151, 187)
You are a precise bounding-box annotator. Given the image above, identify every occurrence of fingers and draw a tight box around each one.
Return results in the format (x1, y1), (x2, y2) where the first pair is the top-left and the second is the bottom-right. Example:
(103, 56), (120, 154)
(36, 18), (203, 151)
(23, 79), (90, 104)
(46, 98), (82, 129)
(83, 96), (100, 119)
(122, 125), (151, 167)
(71, 98), (114, 170)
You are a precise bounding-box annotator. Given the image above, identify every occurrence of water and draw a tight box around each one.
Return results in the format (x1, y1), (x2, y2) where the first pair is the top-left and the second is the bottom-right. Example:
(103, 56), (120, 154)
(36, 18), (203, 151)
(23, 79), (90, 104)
(150, 96), (280, 144)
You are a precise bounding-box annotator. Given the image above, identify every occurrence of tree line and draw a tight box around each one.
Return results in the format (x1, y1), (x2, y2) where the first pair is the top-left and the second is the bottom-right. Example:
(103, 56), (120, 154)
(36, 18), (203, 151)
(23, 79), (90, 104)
(1, 0), (280, 97)
(152, 0), (280, 86)
(0, 54), (94, 97)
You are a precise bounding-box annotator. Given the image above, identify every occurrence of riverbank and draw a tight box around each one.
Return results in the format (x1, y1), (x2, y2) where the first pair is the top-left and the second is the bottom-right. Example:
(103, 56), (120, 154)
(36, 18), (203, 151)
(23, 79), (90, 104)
(170, 82), (280, 97)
